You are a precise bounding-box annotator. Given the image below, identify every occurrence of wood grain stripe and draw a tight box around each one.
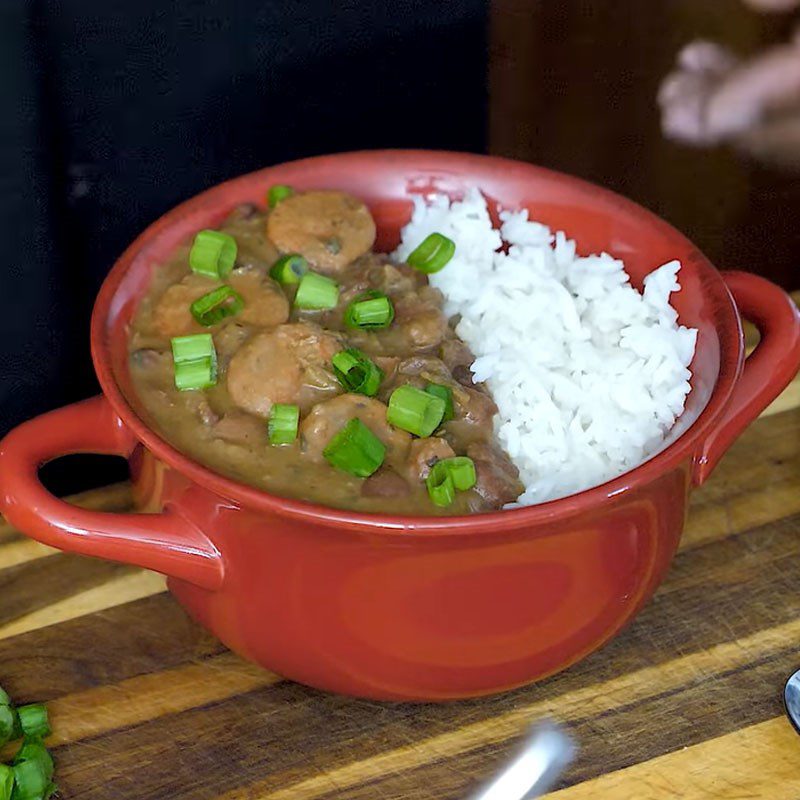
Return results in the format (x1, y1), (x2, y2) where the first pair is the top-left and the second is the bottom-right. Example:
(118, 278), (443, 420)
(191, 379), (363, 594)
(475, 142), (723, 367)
(0, 653), (279, 761)
(0, 539), (55, 569)
(0, 570), (165, 641)
(546, 718), (799, 799)
(0, 594), (225, 703)
(47, 654), (279, 748)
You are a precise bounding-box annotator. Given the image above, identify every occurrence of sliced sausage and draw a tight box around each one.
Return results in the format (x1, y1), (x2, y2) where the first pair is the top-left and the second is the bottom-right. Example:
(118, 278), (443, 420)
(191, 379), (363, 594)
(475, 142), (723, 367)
(227, 322), (342, 417)
(151, 274), (217, 338)
(228, 269), (290, 328)
(267, 190), (376, 272)
(300, 394), (411, 468)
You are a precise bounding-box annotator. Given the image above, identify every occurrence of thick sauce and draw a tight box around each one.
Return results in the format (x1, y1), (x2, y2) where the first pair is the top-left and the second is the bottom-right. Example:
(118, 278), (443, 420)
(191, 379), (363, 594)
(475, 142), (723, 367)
(127, 194), (523, 514)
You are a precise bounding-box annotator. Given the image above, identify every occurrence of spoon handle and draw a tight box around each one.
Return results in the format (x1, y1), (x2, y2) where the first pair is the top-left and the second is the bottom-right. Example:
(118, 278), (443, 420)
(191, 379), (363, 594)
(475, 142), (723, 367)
(469, 722), (575, 800)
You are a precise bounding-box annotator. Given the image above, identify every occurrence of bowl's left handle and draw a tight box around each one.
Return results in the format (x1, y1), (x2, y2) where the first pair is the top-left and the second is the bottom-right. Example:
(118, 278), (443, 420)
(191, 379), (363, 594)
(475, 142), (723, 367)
(0, 395), (224, 590)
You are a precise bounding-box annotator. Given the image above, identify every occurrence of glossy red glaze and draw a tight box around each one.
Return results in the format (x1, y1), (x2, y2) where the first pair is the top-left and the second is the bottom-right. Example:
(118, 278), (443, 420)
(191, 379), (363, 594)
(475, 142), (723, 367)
(1, 151), (799, 701)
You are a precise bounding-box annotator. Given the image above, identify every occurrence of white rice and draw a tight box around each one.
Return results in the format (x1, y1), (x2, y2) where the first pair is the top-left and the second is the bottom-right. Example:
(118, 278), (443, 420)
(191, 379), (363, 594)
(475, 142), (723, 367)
(392, 189), (698, 506)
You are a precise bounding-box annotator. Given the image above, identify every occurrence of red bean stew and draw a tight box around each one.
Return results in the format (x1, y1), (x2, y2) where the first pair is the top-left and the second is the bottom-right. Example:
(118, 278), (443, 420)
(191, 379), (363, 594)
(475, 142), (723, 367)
(127, 190), (523, 514)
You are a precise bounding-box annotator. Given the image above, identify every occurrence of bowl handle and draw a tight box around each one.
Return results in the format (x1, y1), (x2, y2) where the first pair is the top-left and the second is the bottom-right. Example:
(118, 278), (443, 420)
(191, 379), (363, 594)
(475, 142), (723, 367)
(693, 271), (800, 486)
(0, 395), (224, 590)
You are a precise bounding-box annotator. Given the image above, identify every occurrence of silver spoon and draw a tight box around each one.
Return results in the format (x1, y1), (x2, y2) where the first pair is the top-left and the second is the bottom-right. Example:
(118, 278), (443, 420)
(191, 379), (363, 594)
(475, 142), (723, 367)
(469, 722), (576, 800)
(785, 669), (800, 734)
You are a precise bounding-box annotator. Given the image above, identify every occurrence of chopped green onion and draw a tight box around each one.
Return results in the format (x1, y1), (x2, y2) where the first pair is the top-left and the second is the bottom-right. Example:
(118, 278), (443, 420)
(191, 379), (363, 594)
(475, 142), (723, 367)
(190, 285), (244, 327)
(270, 254), (308, 285)
(0, 765), (12, 800)
(344, 291), (395, 330)
(426, 461), (455, 507)
(425, 383), (454, 422)
(171, 332), (215, 364)
(332, 349), (383, 397)
(440, 456), (477, 491)
(268, 404), (299, 445)
(173, 358), (217, 391)
(267, 184), (294, 208)
(171, 334), (218, 391)
(294, 272), (339, 310)
(189, 230), (237, 280)
(406, 233), (455, 274)
(12, 759), (48, 800)
(14, 740), (54, 781)
(425, 457), (477, 507)
(0, 706), (14, 747)
(17, 705), (50, 740)
(387, 385), (446, 437)
(323, 418), (386, 478)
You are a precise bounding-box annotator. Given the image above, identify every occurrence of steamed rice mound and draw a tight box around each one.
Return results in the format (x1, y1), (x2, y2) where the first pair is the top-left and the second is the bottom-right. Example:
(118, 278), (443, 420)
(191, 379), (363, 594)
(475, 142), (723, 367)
(393, 189), (698, 506)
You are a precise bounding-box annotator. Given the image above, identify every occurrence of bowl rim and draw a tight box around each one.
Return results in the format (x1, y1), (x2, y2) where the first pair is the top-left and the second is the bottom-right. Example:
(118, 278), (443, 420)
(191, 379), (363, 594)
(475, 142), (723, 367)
(91, 149), (744, 534)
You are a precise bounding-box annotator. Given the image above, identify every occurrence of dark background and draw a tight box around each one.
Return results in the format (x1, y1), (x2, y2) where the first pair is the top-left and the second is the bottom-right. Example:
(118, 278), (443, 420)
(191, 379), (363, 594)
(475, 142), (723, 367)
(490, 0), (800, 289)
(2, 0), (799, 492)
(0, 0), (487, 449)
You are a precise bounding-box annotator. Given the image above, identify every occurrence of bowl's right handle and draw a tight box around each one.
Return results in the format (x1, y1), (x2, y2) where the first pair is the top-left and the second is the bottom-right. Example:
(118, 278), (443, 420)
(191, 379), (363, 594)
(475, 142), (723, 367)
(0, 395), (224, 590)
(693, 270), (800, 486)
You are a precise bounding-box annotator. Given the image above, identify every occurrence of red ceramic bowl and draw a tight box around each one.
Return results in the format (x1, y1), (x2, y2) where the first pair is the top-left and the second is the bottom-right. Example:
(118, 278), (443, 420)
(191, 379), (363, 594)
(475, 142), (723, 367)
(1, 151), (799, 701)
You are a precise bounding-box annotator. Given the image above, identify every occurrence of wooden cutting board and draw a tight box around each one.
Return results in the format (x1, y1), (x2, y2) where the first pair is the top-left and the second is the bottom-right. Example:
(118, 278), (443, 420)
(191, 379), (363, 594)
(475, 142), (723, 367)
(1, 319), (799, 799)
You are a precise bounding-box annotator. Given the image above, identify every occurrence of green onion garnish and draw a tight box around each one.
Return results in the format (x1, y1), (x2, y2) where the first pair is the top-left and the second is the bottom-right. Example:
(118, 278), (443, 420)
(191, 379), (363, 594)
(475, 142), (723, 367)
(171, 334), (218, 391)
(268, 404), (299, 445)
(406, 233), (456, 274)
(189, 230), (237, 280)
(190, 285), (244, 327)
(424, 383), (454, 422)
(0, 765), (12, 800)
(441, 456), (477, 490)
(332, 349), (384, 397)
(426, 461), (455, 507)
(267, 184), (294, 208)
(12, 758), (48, 800)
(17, 705), (50, 740)
(344, 291), (395, 330)
(0, 706), (15, 747)
(172, 358), (217, 392)
(171, 332), (215, 363)
(425, 457), (477, 507)
(270, 253), (308, 285)
(323, 418), (386, 478)
(294, 272), (340, 310)
(0, 690), (55, 799)
(387, 385), (446, 437)
(15, 739), (53, 773)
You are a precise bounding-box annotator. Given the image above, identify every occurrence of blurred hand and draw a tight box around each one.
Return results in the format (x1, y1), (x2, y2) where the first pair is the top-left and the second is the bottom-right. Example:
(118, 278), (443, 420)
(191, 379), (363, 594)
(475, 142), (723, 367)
(659, 5), (800, 167)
